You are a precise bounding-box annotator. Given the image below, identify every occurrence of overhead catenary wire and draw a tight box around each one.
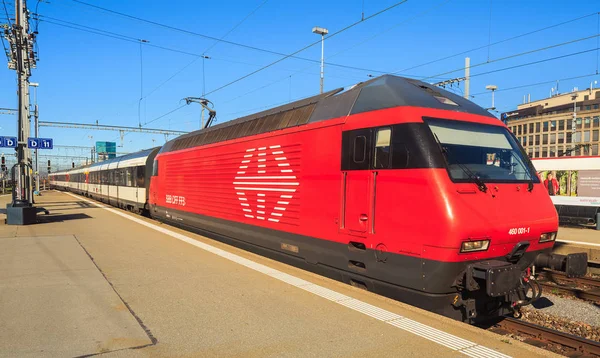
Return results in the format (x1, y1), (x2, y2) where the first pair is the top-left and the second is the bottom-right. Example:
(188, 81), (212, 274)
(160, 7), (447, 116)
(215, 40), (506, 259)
(2, 0), (12, 26)
(203, 0), (269, 55)
(37, 15), (392, 79)
(218, 33), (598, 107)
(143, 0), (409, 126)
(470, 73), (599, 96)
(144, 0), (269, 100)
(391, 11), (599, 75)
(67, 0), (390, 75)
(469, 48), (600, 80)
(422, 34), (600, 80)
(204, 0), (409, 97)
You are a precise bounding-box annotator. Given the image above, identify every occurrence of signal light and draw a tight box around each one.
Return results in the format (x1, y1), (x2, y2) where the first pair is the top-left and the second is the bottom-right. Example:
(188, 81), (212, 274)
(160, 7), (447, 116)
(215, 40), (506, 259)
(460, 240), (490, 253)
(72, 162), (75, 168)
(1, 155), (5, 172)
(539, 232), (557, 243)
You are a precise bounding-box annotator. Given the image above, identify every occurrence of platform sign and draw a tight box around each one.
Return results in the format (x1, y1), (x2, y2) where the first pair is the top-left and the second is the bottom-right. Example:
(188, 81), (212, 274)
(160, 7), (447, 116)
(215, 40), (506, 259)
(0, 136), (17, 148)
(27, 137), (53, 149)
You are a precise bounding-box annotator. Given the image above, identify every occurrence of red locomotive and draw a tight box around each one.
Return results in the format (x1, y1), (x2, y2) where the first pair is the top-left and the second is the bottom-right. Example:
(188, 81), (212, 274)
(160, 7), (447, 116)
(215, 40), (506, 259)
(54, 75), (589, 323)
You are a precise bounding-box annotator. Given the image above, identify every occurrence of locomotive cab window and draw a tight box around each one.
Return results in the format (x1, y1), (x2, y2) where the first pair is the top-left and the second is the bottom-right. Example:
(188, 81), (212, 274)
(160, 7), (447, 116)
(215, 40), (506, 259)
(374, 128), (391, 169)
(425, 117), (539, 183)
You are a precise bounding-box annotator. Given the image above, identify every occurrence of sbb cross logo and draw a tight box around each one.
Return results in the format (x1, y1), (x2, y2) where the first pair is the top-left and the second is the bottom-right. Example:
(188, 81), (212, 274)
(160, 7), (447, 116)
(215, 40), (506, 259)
(233, 145), (298, 223)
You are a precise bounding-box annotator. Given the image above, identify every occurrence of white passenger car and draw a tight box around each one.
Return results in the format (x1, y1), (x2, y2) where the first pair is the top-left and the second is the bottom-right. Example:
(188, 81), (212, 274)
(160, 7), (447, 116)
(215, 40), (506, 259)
(49, 147), (160, 213)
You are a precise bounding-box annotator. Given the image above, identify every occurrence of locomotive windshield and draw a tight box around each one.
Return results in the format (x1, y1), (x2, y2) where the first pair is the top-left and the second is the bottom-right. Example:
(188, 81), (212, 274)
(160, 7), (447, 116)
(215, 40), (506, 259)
(426, 117), (539, 184)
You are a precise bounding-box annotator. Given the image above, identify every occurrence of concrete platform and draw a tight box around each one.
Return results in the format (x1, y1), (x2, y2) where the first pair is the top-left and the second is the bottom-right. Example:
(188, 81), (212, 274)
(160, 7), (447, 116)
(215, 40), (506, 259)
(0, 234), (152, 357)
(0, 191), (558, 357)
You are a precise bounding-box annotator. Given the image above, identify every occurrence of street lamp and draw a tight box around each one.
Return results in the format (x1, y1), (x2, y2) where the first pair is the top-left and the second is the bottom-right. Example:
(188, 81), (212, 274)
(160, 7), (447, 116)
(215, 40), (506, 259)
(485, 85), (497, 110)
(312, 26), (328, 94)
(29, 82), (39, 193)
(571, 92), (579, 142)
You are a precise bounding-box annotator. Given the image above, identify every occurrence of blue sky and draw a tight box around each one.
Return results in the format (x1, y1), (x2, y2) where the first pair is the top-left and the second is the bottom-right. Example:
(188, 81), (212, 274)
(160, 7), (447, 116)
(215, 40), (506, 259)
(1, 0), (599, 168)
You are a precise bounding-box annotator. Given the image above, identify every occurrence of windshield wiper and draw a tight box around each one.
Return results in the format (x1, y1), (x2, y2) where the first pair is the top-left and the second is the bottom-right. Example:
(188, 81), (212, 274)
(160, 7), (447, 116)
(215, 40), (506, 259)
(507, 151), (534, 192)
(433, 133), (488, 193)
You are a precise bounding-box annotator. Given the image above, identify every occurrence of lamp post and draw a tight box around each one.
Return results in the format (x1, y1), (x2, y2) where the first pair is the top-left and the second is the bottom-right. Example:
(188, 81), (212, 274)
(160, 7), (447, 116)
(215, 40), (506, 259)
(30, 82), (39, 193)
(571, 92), (579, 145)
(485, 85), (497, 111)
(312, 26), (328, 94)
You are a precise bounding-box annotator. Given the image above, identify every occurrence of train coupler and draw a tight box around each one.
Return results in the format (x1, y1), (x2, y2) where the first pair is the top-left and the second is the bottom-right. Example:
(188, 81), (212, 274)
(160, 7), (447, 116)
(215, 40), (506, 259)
(466, 260), (522, 297)
(534, 252), (588, 277)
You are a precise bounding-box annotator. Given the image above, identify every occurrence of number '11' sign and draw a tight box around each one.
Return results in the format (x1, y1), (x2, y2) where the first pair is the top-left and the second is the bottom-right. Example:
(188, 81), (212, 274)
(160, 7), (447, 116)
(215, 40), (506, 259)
(27, 137), (53, 149)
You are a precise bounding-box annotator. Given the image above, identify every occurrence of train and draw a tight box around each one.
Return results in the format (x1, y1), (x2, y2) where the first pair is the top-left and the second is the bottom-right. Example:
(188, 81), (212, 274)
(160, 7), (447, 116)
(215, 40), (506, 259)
(532, 157), (600, 227)
(50, 75), (588, 323)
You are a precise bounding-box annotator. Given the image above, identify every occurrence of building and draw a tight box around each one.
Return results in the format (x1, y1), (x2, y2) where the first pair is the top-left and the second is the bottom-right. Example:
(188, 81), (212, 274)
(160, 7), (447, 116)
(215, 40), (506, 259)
(501, 87), (600, 158)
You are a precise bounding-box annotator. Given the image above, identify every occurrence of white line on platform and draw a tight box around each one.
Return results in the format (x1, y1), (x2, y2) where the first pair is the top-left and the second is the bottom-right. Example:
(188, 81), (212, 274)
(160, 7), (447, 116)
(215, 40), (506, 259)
(557, 239), (600, 248)
(63, 192), (510, 358)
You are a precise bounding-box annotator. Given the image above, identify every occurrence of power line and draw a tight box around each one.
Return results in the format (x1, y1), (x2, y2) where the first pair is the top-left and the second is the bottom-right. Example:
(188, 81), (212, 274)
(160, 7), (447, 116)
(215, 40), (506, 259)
(2, 0), (11, 26)
(142, 0), (409, 125)
(143, 104), (187, 127)
(323, 0), (452, 63)
(38, 16), (201, 57)
(203, 0), (269, 55)
(37, 15), (392, 78)
(215, 0), (453, 108)
(423, 34), (600, 80)
(205, 1), (409, 96)
(144, 0), (270, 100)
(0, 29), (9, 62)
(469, 48), (600, 79)
(392, 11), (599, 75)
(68, 0), (390, 74)
(471, 73), (598, 96)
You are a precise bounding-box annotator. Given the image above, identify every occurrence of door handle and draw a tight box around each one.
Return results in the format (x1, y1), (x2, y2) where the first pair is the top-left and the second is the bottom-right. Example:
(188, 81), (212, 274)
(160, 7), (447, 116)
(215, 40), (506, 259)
(359, 214), (368, 222)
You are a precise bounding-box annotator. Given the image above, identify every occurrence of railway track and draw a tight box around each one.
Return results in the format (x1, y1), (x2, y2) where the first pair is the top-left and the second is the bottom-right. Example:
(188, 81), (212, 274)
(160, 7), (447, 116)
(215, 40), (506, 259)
(538, 270), (600, 303)
(489, 317), (600, 357)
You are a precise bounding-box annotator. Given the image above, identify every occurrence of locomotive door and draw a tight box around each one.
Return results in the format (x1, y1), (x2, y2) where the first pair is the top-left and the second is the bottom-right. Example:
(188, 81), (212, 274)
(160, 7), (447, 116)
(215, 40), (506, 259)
(341, 128), (372, 236)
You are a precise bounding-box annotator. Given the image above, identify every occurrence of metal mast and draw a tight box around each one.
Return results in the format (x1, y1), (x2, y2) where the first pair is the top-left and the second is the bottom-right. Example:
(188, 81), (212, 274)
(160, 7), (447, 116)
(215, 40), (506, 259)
(5, 0), (36, 206)
(3, 0), (39, 224)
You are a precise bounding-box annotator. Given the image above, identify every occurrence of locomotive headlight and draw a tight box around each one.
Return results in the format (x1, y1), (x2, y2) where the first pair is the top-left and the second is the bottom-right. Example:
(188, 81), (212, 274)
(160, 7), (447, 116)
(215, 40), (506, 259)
(460, 240), (490, 253)
(539, 232), (557, 243)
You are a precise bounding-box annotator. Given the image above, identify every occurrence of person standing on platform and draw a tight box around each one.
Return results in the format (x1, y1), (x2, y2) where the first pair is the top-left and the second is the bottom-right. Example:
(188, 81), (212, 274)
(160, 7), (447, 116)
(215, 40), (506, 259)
(544, 172), (559, 196)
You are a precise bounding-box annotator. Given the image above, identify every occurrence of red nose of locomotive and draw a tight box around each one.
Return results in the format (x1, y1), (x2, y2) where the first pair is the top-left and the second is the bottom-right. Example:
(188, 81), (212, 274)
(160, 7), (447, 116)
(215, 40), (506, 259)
(448, 181), (587, 321)
(422, 116), (588, 321)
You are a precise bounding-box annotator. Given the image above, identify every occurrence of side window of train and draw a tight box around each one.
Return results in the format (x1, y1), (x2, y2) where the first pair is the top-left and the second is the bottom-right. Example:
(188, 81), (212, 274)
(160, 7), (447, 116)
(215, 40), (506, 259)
(152, 159), (159, 176)
(373, 128), (391, 169)
(126, 168), (134, 187)
(136, 165), (145, 187)
(341, 128), (372, 170)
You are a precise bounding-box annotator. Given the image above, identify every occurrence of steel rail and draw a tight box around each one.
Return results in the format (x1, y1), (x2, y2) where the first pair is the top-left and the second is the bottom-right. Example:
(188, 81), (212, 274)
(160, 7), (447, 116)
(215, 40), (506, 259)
(491, 317), (600, 357)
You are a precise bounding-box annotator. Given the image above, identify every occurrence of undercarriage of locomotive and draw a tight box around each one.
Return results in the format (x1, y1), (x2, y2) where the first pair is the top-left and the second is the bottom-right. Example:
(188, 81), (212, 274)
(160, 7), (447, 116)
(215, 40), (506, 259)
(452, 242), (588, 323)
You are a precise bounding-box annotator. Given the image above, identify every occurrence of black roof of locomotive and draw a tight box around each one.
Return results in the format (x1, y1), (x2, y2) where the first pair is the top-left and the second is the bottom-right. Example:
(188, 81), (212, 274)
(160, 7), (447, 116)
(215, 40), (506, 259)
(161, 75), (495, 153)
